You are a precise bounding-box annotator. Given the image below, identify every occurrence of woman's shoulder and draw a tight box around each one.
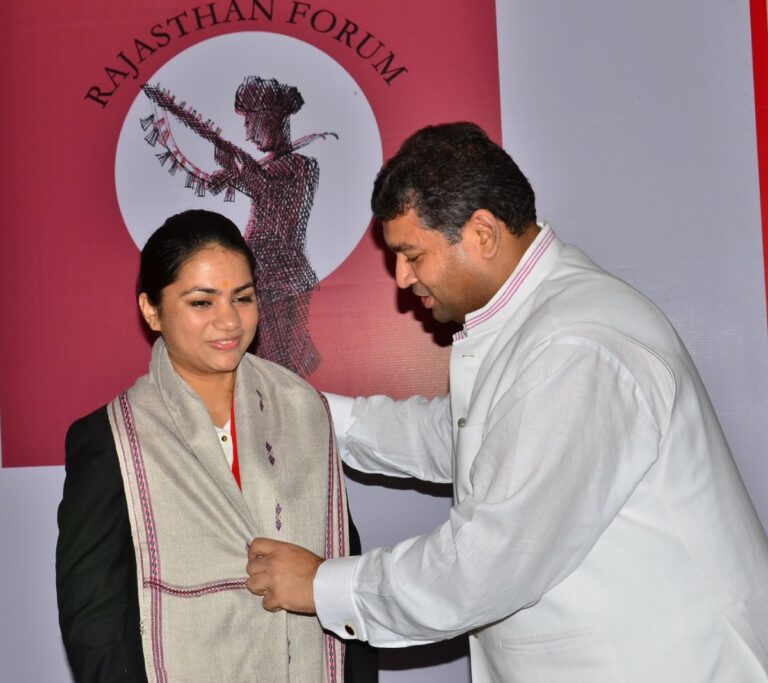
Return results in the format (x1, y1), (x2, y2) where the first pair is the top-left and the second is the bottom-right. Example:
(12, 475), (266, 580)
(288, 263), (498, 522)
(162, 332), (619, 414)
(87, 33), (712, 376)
(65, 405), (118, 471)
(67, 404), (110, 437)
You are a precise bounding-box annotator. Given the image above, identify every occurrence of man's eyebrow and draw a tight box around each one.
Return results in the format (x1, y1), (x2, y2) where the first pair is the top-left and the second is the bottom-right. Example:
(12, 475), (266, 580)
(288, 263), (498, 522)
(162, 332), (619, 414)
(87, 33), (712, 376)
(388, 242), (419, 253)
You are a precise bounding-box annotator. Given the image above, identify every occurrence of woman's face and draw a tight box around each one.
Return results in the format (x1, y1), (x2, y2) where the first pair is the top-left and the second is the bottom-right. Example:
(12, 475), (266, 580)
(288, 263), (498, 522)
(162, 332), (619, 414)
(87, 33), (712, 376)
(139, 246), (258, 383)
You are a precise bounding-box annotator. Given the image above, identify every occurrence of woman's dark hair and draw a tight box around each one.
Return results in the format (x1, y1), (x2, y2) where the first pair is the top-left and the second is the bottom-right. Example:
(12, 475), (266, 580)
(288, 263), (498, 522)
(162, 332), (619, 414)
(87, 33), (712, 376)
(371, 122), (536, 243)
(138, 209), (256, 305)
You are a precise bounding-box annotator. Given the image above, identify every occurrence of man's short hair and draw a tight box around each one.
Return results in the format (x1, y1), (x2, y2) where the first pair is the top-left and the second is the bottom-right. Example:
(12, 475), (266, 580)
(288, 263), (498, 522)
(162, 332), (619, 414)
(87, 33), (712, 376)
(371, 122), (536, 242)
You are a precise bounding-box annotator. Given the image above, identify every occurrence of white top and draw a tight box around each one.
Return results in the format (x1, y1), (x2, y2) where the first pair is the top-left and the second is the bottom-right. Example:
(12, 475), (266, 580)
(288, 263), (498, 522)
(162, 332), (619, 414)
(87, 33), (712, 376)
(214, 419), (233, 469)
(315, 225), (768, 681)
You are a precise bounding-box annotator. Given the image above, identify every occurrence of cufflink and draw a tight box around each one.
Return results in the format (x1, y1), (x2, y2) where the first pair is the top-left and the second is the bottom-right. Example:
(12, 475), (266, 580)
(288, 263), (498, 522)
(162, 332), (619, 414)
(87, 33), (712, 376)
(344, 624), (356, 637)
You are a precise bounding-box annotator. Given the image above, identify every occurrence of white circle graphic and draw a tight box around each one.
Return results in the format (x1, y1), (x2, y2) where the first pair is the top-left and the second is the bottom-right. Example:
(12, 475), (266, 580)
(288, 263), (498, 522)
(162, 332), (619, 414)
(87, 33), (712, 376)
(115, 32), (382, 280)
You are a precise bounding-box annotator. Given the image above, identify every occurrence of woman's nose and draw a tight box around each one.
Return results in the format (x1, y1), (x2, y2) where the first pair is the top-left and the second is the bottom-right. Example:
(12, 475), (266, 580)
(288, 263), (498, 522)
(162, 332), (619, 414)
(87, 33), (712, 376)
(214, 302), (239, 329)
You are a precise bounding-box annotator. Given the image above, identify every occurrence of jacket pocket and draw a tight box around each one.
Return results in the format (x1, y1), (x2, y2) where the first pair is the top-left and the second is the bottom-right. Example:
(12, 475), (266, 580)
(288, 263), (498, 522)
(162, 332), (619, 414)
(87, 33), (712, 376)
(496, 627), (623, 682)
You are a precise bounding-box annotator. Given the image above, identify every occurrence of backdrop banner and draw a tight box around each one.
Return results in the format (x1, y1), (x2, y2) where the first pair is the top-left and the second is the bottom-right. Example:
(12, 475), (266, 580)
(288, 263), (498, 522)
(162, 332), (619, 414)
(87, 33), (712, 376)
(0, 0), (500, 468)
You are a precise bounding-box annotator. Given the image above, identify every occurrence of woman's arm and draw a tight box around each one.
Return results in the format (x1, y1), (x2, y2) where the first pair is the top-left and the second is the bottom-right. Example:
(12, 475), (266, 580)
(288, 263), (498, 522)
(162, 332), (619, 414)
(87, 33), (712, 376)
(56, 407), (147, 682)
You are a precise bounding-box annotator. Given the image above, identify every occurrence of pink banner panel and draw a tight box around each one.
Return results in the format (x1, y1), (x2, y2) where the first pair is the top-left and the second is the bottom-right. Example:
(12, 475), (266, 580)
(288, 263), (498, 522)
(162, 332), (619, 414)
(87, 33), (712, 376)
(751, 0), (768, 315)
(0, 1), (500, 467)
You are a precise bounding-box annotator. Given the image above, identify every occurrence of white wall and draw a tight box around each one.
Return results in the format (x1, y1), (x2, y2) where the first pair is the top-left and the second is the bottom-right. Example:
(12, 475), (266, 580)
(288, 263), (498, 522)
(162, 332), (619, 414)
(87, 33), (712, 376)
(497, 0), (768, 528)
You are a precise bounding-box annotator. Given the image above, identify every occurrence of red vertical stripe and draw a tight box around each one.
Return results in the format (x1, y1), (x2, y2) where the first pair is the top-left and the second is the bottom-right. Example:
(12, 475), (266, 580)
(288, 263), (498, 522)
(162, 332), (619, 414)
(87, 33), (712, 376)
(750, 0), (768, 316)
(230, 398), (241, 490)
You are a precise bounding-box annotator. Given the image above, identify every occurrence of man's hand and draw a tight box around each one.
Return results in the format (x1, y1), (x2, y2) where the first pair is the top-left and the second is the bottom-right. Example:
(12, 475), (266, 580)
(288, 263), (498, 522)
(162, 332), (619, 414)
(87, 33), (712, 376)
(246, 538), (323, 614)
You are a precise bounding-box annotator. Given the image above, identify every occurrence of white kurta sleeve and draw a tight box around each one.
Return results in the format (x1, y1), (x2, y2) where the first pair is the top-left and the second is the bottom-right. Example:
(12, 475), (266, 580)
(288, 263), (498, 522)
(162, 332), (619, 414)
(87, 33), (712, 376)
(315, 333), (674, 645)
(324, 392), (454, 483)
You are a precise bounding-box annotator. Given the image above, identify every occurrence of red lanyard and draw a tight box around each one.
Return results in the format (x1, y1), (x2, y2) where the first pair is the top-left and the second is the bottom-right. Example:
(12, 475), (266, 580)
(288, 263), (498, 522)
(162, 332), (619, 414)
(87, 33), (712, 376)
(230, 398), (241, 489)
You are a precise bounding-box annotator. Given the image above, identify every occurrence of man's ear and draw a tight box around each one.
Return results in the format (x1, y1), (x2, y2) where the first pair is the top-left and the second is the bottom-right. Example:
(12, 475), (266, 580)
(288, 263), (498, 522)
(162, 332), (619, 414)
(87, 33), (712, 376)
(466, 209), (502, 259)
(138, 293), (162, 332)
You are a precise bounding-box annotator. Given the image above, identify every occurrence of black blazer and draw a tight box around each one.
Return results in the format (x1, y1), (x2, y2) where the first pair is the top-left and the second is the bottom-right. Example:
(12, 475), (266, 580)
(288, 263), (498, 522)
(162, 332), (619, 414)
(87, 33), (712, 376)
(56, 406), (377, 682)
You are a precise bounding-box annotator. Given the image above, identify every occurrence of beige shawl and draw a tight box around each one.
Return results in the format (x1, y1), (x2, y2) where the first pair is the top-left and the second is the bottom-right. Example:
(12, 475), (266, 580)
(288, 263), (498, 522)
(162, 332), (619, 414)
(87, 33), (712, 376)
(108, 339), (347, 682)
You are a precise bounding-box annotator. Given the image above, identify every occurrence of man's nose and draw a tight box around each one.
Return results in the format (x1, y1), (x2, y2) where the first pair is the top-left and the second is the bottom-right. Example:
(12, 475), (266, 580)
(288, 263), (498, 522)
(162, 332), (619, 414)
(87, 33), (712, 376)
(394, 256), (417, 289)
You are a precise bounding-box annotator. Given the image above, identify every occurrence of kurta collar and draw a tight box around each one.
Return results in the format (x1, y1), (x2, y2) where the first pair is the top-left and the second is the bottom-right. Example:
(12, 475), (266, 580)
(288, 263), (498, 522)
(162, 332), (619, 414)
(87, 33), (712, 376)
(454, 222), (558, 341)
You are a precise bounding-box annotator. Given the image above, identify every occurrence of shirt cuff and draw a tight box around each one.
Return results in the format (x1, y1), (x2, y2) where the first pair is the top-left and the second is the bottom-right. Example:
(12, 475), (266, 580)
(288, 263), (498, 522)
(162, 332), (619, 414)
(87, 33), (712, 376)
(314, 555), (367, 641)
(321, 393), (356, 451)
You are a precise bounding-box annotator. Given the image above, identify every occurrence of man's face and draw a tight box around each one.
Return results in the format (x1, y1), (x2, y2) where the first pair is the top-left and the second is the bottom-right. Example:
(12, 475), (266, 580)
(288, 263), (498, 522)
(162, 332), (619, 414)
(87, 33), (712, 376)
(383, 208), (488, 324)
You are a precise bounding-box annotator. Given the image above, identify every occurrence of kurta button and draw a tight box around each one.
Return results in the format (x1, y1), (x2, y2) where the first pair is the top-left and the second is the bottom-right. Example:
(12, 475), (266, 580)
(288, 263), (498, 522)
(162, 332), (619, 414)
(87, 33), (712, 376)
(457, 417), (466, 428)
(344, 624), (356, 636)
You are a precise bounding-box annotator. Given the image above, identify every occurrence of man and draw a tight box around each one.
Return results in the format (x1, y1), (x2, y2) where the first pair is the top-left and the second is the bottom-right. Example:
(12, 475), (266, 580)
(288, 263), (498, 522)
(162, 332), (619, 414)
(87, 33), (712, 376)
(247, 122), (768, 681)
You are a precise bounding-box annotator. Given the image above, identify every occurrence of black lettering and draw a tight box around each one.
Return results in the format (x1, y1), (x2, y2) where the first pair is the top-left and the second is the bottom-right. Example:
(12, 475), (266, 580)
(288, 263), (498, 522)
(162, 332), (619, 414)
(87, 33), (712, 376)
(193, 3), (219, 30)
(133, 38), (156, 63)
(150, 23), (172, 47)
(287, 1), (311, 24)
(334, 18), (358, 46)
(355, 32), (384, 60)
(85, 85), (114, 107)
(222, 0), (246, 22)
(310, 8), (336, 33)
(166, 11), (191, 37)
(372, 51), (408, 84)
(115, 52), (139, 79)
(249, 0), (274, 20)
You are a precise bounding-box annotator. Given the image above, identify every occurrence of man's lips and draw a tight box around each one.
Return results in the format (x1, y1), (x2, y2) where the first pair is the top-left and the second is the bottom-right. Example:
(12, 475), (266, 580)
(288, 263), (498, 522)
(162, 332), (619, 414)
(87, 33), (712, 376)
(413, 287), (434, 309)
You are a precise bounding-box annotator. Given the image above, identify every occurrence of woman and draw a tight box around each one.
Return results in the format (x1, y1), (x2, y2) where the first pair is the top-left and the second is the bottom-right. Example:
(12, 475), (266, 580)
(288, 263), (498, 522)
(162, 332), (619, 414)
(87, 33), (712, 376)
(56, 209), (374, 682)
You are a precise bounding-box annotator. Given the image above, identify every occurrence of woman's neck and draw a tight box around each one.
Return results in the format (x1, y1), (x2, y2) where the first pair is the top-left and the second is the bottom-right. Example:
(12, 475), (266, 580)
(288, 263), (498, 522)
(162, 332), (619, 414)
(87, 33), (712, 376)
(175, 367), (235, 428)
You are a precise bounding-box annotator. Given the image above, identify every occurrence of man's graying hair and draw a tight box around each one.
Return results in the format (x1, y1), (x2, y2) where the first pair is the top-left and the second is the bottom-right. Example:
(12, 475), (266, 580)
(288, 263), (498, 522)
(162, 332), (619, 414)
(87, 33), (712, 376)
(371, 122), (536, 243)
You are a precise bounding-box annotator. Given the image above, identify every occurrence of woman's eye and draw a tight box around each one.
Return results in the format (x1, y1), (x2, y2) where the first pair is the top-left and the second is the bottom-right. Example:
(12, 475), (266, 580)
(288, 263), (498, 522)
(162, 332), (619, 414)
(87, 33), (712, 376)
(234, 295), (255, 304)
(190, 300), (212, 308)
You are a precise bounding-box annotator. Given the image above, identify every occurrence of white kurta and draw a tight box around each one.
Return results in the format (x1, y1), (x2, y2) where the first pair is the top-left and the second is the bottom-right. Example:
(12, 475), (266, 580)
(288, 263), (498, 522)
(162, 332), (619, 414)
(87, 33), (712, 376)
(314, 225), (768, 682)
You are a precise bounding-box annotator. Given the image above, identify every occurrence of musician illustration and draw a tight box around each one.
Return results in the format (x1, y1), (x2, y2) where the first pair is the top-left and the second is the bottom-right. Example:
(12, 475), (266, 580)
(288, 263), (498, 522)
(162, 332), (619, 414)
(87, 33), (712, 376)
(141, 77), (334, 377)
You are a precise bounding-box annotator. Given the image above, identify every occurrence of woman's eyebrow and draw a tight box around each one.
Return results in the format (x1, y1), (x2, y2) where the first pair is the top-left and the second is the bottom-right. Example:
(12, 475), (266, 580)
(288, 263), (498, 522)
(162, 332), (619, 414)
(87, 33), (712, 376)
(178, 282), (255, 296)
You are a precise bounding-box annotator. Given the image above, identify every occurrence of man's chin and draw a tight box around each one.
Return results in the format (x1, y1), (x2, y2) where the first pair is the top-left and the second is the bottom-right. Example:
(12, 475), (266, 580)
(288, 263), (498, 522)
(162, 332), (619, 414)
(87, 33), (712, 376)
(429, 307), (455, 324)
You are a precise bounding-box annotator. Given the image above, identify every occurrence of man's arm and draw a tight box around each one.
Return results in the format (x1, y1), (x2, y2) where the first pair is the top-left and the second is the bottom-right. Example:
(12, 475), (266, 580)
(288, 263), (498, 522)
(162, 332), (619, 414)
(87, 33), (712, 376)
(252, 333), (673, 646)
(325, 393), (453, 483)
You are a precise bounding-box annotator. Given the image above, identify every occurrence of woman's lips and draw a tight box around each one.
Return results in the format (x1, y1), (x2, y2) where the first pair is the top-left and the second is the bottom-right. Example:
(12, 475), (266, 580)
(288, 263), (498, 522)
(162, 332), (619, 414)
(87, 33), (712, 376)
(209, 338), (240, 350)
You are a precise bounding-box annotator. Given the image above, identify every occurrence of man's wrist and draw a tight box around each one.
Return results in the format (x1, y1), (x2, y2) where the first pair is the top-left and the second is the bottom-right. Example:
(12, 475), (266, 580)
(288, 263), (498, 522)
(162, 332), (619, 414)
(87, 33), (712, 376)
(313, 555), (366, 640)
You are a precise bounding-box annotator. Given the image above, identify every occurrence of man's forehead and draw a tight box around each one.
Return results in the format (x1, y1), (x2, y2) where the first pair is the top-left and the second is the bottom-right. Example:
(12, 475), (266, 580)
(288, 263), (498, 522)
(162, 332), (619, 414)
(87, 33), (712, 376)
(382, 210), (436, 249)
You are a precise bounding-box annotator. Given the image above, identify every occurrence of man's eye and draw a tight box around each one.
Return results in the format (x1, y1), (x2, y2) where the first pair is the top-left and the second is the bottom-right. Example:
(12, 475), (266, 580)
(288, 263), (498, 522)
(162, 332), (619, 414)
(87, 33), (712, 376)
(405, 254), (422, 263)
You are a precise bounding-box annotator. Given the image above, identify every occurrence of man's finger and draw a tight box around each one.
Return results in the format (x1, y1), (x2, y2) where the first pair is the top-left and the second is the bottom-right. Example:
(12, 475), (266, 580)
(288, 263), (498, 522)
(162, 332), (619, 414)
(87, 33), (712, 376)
(262, 591), (282, 612)
(246, 570), (273, 596)
(246, 554), (268, 577)
(248, 537), (278, 559)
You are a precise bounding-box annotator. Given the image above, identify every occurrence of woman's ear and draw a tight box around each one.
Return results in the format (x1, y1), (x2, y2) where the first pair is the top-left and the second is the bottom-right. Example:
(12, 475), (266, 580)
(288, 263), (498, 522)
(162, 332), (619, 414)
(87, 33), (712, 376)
(138, 293), (162, 332)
